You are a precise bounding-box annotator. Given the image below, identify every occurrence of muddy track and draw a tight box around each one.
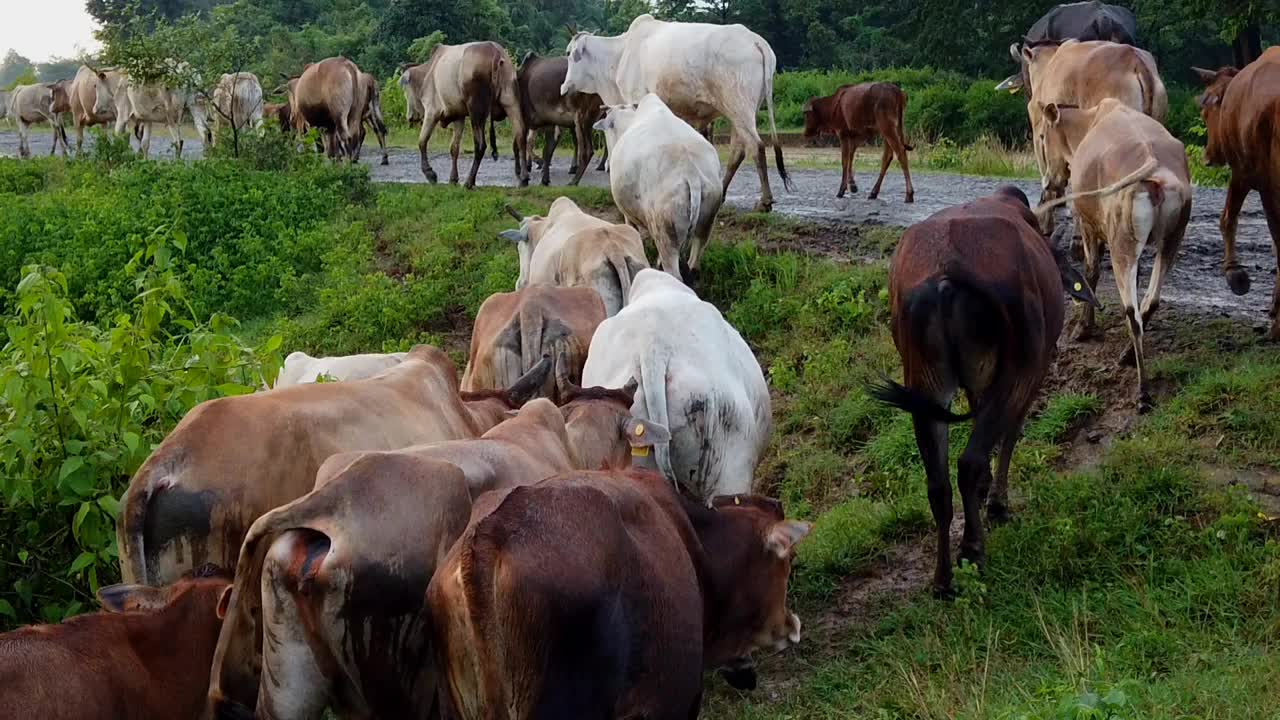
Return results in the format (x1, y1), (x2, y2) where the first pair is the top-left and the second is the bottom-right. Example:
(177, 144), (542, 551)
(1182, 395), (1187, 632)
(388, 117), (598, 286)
(4, 129), (1274, 332)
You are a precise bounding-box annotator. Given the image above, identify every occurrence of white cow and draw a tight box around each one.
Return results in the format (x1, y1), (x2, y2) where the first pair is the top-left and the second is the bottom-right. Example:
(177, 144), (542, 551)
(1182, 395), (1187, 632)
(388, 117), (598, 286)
(594, 94), (722, 281)
(205, 72), (264, 144)
(91, 69), (206, 159)
(273, 351), (410, 388)
(498, 196), (650, 317)
(7, 84), (63, 158)
(562, 14), (790, 212)
(582, 268), (771, 500)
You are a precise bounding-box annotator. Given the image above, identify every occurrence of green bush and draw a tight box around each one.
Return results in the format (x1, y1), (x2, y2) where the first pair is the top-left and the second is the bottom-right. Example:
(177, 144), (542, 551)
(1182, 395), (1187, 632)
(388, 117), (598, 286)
(0, 231), (281, 627)
(381, 75), (409, 129)
(1166, 85), (1203, 147)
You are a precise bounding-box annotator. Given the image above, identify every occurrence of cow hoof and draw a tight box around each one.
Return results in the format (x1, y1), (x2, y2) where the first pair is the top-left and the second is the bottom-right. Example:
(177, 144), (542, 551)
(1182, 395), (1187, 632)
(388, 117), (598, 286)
(905, 193), (915, 204)
(868, 191), (879, 200)
(753, 201), (773, 213)
(380, 157), (389, 166)
(1226, 267), (1251, 296)
(836, 190), (846, 199)
(932, 584), (957, 601)
(540, 177), (550, 187)
(520, 178), (530, 188)
(1073, 323), (1099, 342)
(424, 173), (438, 184)
(987, 502), (1012, 525)
(719, 661), (757, 691)
(463, 181), (476, 191)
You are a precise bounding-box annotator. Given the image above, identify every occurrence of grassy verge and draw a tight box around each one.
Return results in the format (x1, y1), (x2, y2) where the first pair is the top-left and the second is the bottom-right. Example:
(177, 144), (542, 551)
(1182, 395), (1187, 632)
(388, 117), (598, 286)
(1, 157), (1272, 716)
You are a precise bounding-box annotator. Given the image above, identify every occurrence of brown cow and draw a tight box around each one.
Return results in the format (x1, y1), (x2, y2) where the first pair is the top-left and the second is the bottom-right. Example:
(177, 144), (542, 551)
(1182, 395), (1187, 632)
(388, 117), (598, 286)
(208, 396), (669, 718)
(116, 345), (550, 587)
(871, 187), (1097, 596)
(1194, 48), (1280, 340)
(429, 469), (810, 720)
(48, 79), (71, 155)
(294, 57), (368, 160)
(0, 570), (230, 720)
(399, 42), (529, 188)
(462, 285), (606, 403)
(518, 53), (604, 186)
(1021, 40), (1167, 212)
(354, 70), (389, 165)
(1039, 99), (1192, 410)
(68, 65), (117, 154)
(263, 101), (291, 132)
(802, 82), (914, 202)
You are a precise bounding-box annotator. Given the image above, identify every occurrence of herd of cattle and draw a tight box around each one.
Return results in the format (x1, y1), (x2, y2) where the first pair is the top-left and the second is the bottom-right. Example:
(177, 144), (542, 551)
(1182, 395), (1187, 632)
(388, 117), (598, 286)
(2, 2), (1280, 718)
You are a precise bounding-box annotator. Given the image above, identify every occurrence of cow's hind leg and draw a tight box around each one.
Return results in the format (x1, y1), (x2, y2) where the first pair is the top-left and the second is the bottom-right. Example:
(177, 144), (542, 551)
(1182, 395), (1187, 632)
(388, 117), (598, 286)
(836, 134), (851, 198)
(1110, 218), (1152, 412)
(988, 416), (1026, 524)
(957, 407), (1003, 574)
(417, 114), (441, 183)
(540, 126), (560, 186)
(869, 142), (894, 201)
(748, 128), (775, 213)
(255, 530), (332, 720)
(570, 118), (592, 186)
(464, 96), (488, 189)
(723, 138), (747, 204)
(1139, 194), (1191, 329)
(1074, 223), (1105, 341)
(448, 121), (464, 185)
(914, 413), (954, 597)
(1260, 188), (1280, 340)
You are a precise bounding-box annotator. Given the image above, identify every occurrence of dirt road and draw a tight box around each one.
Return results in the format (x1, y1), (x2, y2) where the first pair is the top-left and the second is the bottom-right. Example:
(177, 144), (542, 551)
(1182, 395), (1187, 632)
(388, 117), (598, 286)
(2, 130), (1274, 329)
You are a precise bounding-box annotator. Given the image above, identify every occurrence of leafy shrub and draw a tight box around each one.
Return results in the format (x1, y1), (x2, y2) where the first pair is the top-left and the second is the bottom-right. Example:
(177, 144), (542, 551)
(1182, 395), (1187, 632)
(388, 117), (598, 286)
(0, 228), (282, 628)
(1186, 144), (1231, 187)
(203, 121), (323, 172)
(1166, 85), (1203, 147)
(381, 75), (409, 129)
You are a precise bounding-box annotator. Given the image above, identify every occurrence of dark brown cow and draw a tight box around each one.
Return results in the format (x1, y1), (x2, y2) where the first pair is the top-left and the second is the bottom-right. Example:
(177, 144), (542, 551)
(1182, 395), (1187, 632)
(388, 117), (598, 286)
(208, 396), (668, 719)
(462, 285), (606, 403)
(803, 82), (915, 202)
(399, 41), (529, 188)
(117, 345), (550, 588)
(1195, 47), (1280, 340)
(263, 101), (292, 132)
(0, 570), (230, 720)
(47, 79), (71, 155)
(518, 53), (604, 186)
(871, 187), (1097, 596)
(429, 469), (810, 720)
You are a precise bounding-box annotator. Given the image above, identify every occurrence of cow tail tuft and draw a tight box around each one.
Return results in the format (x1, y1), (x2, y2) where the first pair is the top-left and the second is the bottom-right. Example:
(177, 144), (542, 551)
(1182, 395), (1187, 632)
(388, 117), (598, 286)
(760, 43), (791, 192)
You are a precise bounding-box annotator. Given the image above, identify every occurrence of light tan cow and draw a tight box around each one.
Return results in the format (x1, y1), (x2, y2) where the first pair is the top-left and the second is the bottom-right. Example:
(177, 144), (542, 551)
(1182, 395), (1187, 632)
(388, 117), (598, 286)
(6, 84), (64, 158)
(207, 393), (668, 719)
(69, 65), (117, 154)
(462, 286), (606, 403)
(1039, 98), (1192, 412)
(89, 68), (205, 159)
(500, 197), (650, 316)
(399, 41), (529, 188)
(205, 72), (264, 145)
(1022, 40), (1167, 211)
(294, 57), (369, 160)
(116, 345), (551, 588)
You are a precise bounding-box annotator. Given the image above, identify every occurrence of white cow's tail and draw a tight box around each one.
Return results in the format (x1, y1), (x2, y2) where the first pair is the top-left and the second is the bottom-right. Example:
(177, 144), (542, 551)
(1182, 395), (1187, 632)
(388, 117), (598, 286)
(640, 352), (677, 486)
(760, 43), (792, 192)
(603, 247), (635, 311)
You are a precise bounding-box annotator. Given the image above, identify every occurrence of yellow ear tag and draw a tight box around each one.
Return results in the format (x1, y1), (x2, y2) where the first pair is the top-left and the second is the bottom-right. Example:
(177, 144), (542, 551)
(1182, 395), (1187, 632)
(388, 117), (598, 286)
(1074, 282), (1083, 292)
(634, 424), (645, 437)
(631, 445), (650, 457)
(734, 496), (741, 506)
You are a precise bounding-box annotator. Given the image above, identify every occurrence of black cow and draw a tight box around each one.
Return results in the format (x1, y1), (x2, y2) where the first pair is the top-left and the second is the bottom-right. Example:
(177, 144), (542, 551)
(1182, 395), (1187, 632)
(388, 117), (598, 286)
(996, 1), (1139, 95)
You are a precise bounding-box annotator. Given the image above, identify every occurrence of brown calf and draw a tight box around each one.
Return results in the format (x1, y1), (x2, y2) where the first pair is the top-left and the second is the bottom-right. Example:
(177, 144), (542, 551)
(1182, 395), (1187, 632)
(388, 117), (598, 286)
(429, 469), (809, 720)
(0, 571), (230, 720)
(1195, 48), (1280, 340)
(871, 188), (1097, 596)
(462, 285), (606, 403)
(803, 82), (914, 203)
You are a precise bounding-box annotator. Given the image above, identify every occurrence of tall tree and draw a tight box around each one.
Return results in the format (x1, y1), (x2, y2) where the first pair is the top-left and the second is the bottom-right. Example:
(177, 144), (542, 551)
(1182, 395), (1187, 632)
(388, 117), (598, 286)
(0, 50), (35, 89)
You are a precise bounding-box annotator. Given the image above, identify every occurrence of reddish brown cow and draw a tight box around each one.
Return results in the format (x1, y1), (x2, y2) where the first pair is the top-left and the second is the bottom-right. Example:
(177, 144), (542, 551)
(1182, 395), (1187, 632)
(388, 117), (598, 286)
(429, 469), (810, 720)
(802, 82), (915, 202)
(0, 570), (230, 720)
(870, 187), (1097, 596)
(1195, 48), (1280, 340)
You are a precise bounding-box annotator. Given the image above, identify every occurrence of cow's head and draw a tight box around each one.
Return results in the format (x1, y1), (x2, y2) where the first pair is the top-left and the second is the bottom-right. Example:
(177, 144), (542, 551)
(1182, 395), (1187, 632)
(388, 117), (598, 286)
(1037, 101), (1104, 198)
(801, 97), (823, 139)
(592, 103), (639, 150)
(498, 206), (544, 288)
(559, 378), (671, 470)
(92, 70), (122, 117)
(1020, 42), (1061, 102)
(1193, 66), (1238, 167)
(692, 494), (810, 671)
(562, 32), (624, 103)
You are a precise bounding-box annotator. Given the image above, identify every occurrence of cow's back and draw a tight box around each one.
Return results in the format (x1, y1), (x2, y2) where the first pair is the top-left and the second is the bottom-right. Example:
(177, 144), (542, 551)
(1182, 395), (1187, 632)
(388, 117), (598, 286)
(297, 57), (358, 130)
(1035, 41), (1165, 120)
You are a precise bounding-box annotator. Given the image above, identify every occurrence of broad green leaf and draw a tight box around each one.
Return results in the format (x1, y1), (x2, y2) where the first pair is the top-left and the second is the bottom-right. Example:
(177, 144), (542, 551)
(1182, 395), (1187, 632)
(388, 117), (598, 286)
(68, 551), (96, 575)
(73, 501), (93, 539)
(58, 455), (85, 483)
(0, 599), (14, 619)
(98, 495), (121, 519)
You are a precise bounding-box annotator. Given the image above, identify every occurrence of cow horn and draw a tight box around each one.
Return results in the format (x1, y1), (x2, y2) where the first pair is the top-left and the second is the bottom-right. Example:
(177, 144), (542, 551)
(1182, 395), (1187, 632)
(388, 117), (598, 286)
(621, 377), (639, 401)
(504, 205), (524, 221)
(1191, 66), (1220, 84)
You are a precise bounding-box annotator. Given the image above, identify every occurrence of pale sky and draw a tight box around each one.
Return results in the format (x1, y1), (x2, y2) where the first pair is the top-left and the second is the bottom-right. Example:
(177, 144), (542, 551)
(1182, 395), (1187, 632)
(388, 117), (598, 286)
(1, 0), (102, 63)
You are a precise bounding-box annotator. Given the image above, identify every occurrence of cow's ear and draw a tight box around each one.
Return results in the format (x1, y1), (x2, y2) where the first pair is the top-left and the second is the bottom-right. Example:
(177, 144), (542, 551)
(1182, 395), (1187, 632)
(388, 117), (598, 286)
(1192, 66), (1219, 85)
(1021, 45), (1035, 64)
(216, 586), (233, 619)
(498, 229), (526, 244)
(97, 71), (107, 81)
(764, 520), (811, 559)
(98, 584), (165, 613)
(1042, 103), (1062, 126)
(592, 116), (611, 132)
(622, 416), (670, 451)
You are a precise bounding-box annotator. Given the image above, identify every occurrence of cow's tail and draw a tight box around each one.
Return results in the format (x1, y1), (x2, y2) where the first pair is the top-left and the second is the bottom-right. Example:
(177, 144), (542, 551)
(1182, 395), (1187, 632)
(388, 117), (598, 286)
(604, 247), (635, 310)
(1131, 49), (1165, 121)
(639, 352), (677, 486)
(869, 270), (1024, 424)
(118, 474), (154, 585)
(898, 90), (914, 151)
(1034, 157), (1157, 220)
(519, 299), (545, 379)
(759, 44), (792, 192)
